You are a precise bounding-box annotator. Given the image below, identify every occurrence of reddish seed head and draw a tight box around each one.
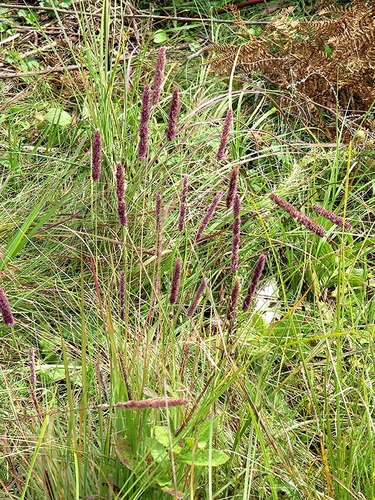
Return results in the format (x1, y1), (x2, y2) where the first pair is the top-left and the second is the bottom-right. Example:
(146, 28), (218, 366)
(243, 254), (266, 312)
(187, 277), (207, 317)
(116, 163), (127, 226)
(196, 192), (223, 241)
(105, 397), (189, 409)
(138, 124), (148, 159)
(269, 193), (326, 238)
(116, 162), (125, 201)
(118, 200), (127, 226)
(138, 86), (151, 159)
(217, 109), (233, 161)
(0, 287), (14, 326)
(227, 277), (241, 323)
(91, 129), (102, 181)
(226, 166), (238, 209)
(152, 46), (167, 105)
(140, 85), (151, 123)
(312, 204), (352, 230)
(166, 87), (181, 142)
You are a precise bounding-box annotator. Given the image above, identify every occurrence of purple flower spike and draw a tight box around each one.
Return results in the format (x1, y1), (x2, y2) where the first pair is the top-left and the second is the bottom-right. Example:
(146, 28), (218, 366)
(217, 109), (233, 161)
(227, 278), (241, 322)
(0, 287), (14, 326)
(152, 46), (167, 105)
(116, 162), (127, 226)
(269, 193), (326, 238)
(243, 254), (266, 312)
(91, 129), (102, 181)
(226, 166), (238, 209)
(196, 192), (223, 241)
(187, 277), (207, 317)
(118, 200), (127, 226)
(312, 204), (352, 230)
(116, 162), (125, 201)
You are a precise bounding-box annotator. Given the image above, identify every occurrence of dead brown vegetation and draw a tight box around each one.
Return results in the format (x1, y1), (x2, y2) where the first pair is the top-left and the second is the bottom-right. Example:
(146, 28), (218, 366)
(206, 1), (375, 138)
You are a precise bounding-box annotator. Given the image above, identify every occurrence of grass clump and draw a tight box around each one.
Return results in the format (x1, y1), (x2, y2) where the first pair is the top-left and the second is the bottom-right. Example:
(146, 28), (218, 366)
(0, 1), (374, 499)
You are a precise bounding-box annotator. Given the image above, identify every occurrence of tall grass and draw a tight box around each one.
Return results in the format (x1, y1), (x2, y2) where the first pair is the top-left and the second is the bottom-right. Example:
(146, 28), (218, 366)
(0, 1), (374, 499)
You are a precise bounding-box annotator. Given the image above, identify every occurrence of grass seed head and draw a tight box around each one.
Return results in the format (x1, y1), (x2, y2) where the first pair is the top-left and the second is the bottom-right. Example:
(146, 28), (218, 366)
(187, 277), (207, 317)
(227, 277), (241, 323)
(116, 162), (127, 226)
(166, 87), (181, 141)
(116, 162), (125, 202)
(217, 108), (233, 161)
(196, 192), (223, 241)
(269, 193), (326, 238)
(170, 257), (183, 304)
(226, 166), (238, 209)
(152, 46), (167, 105)
(118, 200), (127, 226)
(91, 129), (102, 181)
(312, 203), (352, 230)
(243, 254), (266, 312)
(0, 287), (14, 326)
(110, 397), (189, 409)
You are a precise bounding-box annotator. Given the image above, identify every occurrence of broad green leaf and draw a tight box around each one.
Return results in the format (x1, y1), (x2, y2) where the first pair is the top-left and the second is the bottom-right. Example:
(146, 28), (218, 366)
(116, 436), (137, 470)
(185, 437), (207, 450)
(35, 364), (82, 386)
(145, 437), (168, 463)
(44, 108), (72, 127)
(197, 419), (218, 441)
(154, 426), (182, 453)
(179, 448), (229, 467)
(17, 9), (39, 26)
(154, 30), (168, 44)
(185, 437), (195, 449)
(154, 473), (172, 488)
(154, 426), (170, 447)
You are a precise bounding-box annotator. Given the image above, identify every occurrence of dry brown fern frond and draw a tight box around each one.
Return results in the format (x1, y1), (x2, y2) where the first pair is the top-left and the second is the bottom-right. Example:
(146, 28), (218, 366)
(206, 0), (375, 138)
